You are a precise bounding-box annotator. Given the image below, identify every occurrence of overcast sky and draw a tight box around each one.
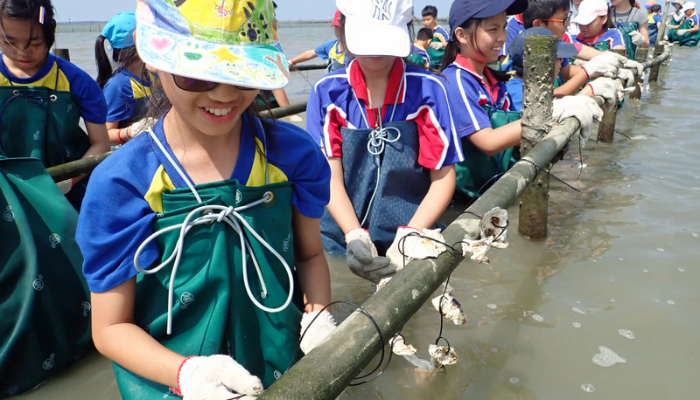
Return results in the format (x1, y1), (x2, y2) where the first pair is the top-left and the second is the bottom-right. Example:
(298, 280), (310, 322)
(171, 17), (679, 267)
(55, 0), (454, 23)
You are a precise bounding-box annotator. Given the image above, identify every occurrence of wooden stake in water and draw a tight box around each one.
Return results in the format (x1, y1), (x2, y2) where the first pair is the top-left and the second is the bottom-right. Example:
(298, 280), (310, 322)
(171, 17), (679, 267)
(630, 47), (649, 100)
(597, 49), (626, 143)
(519, 34), (557, 240)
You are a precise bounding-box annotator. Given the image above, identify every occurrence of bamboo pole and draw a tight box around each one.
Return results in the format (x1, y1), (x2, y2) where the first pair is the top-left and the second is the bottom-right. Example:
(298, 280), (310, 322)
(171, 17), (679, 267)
(629, 47), (649, 100)
(46, 152), (112, 182)
(657, 0), (672, 42)
(289, 63), (328, 72)
(518, 35), (557, 240)
(260, 101), (308, 119)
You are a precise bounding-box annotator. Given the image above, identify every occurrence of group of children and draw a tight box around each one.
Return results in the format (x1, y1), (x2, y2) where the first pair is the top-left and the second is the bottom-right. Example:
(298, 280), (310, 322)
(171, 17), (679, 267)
(668, 0), (700, 46)
(0, 0), (660, 398)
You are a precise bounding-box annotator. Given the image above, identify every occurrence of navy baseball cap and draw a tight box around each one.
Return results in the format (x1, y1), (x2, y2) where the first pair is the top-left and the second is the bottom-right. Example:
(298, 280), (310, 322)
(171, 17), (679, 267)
(449, 0), (529, 36)
(507, 28), (579, 76)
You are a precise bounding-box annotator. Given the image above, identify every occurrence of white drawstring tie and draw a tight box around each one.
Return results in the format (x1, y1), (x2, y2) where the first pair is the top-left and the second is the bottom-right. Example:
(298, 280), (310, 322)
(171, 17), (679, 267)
(134, 193), (294, 335)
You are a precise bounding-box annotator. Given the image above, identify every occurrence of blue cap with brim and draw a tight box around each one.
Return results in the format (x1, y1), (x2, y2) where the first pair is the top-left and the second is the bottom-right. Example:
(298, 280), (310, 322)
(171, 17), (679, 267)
(507, 27), (580, 76)
(449, 0), (529, 36)
(102, 12), (136, 49)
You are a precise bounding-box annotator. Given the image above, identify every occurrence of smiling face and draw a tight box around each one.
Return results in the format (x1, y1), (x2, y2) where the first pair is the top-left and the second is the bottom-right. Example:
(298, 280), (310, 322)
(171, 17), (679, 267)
(153, 68), (259, 140)
(579, 15), (608, 40)
(456, 12), (508, 65)
(0, 16), (49, 77)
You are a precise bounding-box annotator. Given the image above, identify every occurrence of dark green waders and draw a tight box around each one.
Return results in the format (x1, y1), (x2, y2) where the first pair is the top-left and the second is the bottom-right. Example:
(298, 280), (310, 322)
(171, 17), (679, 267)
(0, 155), (91, 397)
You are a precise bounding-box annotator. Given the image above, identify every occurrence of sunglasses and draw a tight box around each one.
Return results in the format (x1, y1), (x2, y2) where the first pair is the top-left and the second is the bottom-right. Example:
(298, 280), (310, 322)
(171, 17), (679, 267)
(171, 74), (258, 92)
(541, 12), (572, 25)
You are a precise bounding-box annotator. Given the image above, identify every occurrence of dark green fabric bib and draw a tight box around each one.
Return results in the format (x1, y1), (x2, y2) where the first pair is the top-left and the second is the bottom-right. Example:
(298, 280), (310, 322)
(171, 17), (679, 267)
(455, 106), (521, 199)
(0, 87), (89, 168)
(114, 179), (303, 399)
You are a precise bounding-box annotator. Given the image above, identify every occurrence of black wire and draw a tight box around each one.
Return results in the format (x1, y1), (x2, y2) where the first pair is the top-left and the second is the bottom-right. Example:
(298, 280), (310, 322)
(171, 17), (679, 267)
(518, 158), (582, 193)
(593, 117), (633, 140)
(288, 300), (392, 386)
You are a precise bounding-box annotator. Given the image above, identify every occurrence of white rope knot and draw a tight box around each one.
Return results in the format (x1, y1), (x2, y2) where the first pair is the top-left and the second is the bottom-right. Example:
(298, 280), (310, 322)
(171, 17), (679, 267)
(366, 126), (401, 155)
(134, 195), (294, 335)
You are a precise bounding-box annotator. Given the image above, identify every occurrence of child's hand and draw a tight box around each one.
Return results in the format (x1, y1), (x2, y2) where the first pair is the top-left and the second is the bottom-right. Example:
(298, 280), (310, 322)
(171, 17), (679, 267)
(628, 30), (645, 46)
(300, 310), (337, 354)
(552, 96), (604, 145)
(586, 77), (624, 105)
(616, 68), (636, 87)
(429, 41), (444, 50)
(345, 228), (395, 283)
(582, 52), (623, 79)
(176, 355), (263, 400)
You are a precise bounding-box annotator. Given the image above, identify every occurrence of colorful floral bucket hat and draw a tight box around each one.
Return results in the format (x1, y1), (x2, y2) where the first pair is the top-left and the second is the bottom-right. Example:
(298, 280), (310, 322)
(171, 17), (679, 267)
(136, 0), (289, 90)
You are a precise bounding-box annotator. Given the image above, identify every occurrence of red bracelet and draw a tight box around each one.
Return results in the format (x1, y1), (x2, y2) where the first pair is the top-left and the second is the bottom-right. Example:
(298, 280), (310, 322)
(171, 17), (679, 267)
(117, 128), (126, 145)
(170, 356), (195, 397)
(586, 83), (595, 96)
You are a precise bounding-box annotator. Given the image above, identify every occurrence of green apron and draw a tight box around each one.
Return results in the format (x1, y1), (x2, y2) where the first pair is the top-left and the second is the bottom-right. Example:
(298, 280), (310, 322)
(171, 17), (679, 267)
(427, 37), (445, 69)
(0, 155), (91, 396)
(0, 71), (92, 210)
(114, 132), (303, 399)
(616, 21), (640, 60)
(668, 19), (700, 46)
(455, 106), (521, 199)
(591, 40), (612, 52)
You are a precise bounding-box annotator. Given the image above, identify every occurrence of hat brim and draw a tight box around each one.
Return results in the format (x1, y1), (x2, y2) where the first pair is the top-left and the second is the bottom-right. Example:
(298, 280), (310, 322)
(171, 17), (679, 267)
(344, 18), (411, 57)
(572, 12), (599, 26)
(136, 19), (289, 90)
(556, 42), (580, 59)
(475, 0), (529, 19)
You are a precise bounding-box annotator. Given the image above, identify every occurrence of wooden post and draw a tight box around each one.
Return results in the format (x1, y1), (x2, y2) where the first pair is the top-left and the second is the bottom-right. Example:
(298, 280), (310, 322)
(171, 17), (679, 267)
(648, 43), (665, 82)
(629, 47), (648, 100)
(54, 48), (70, 61)
(657, 0), (672, 41)
(596, 49), (625, 143)
(518, 35), (557, 240)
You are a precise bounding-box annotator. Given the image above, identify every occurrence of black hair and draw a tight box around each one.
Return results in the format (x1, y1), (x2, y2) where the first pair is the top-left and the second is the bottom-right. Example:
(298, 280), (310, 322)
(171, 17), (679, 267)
(0, 0), (56, 50)
(439, 18), (510, 82)
(650, 4), (661, 12)
(272, 1), (277, 8)
(421, 5), (438, 18)
(523, 0), (572, 28)
(604, 5), (616, 29)
(94, 36), (141, 89)
(416, 27), (433, 41)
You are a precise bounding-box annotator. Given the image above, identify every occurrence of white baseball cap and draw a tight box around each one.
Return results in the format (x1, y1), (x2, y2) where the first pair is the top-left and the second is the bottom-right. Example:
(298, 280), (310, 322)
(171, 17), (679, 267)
(681, 1), (695, 11)
(572, 0), (610, 25)
(336, 0), (414, 57)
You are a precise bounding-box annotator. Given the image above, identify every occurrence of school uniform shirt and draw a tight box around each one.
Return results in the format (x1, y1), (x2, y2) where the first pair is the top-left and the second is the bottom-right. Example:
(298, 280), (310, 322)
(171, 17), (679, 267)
(505, 77), (524, 112)
(560, 32), (584, 69)
(613, 6), (649, 30)
(305, 58), (463, 170)
(687, 13), (700, 28)
(0, 52), (107, 124)
(442, 54), (516, 139)
(432, 25), (450, 43)
(77, 113), (330, 293)
(315, 39), (347, 65)
(573, 28), (626, 49)
(102, 68), (152, 123)
(500, 14), (525, 57)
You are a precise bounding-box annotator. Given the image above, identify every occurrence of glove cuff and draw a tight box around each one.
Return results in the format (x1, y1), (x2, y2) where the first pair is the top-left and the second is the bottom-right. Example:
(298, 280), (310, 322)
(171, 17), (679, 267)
(173, 356), (197, 397)
(586, 82), (595, 96)
(345, 227), (370, 242)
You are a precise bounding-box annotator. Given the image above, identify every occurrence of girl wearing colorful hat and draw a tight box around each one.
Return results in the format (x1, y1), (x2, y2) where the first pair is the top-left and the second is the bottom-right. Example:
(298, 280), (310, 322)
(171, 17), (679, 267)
(442, 0), (604, 199)
(572, 0), (628, 53)
(0, 0), (109, 209)
(95, 12), (155, 146)
(305, 0), (463, 282)
(77, 1), (334, 399)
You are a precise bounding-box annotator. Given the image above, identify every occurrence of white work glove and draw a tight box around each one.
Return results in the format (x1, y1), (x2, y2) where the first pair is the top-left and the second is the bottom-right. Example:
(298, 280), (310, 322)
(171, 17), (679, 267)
(628, 30), (645, 46)
(385, 227), (447, 270)
(616, 68), (636, 87)
(129, 117), (156, 138)
(582, 52), (623, 79)
(586, 77), (624, 105)
(609, 52), (644, 77)
(552, 96), (604, 144)
(677, 29), (688, 36)
(300, 310), (337, 354)
(429, 41), (443, 50)
(345, 228), (394, 284)
(56, 178), (73, 194)
(176, 355), (263, 400)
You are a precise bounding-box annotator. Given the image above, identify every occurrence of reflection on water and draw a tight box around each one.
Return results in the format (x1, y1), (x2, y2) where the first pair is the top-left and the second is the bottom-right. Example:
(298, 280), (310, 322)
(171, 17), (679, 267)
(17, 39), (700, 400)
